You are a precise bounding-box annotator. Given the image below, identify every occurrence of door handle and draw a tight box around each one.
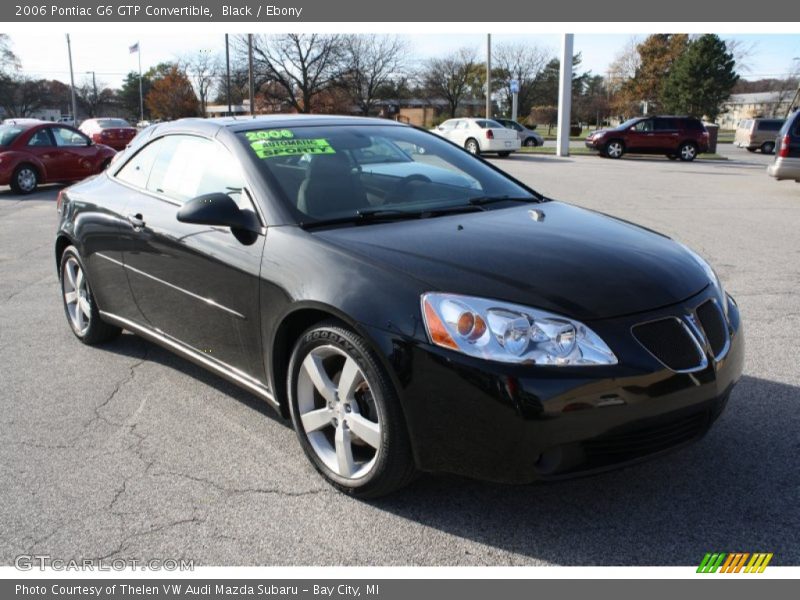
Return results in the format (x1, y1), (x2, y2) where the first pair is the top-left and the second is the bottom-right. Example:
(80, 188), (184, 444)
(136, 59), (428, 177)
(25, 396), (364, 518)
(127, 213), (146, 229)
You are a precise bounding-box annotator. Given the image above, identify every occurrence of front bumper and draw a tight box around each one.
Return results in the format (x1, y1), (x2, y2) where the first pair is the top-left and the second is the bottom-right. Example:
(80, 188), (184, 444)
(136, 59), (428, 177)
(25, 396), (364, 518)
(364, 286), (744, 484)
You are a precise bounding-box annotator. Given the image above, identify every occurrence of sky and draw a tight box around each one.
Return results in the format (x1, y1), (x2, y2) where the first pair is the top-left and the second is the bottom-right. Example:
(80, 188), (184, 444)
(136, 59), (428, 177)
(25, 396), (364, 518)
(6, 32), (800, 90)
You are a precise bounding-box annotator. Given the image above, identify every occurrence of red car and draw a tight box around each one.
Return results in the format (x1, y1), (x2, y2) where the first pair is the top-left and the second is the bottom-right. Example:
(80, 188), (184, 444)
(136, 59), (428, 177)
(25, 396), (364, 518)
(0, 121), (116, 194)
(79, 118), (137, 151)
(585, 116), (710, 161)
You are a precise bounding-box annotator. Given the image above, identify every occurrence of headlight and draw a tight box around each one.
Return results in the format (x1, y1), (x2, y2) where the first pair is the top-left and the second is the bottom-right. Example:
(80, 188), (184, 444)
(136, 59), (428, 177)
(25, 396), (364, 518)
(678, 243), (728, 317)
(421, 293), (617, 366)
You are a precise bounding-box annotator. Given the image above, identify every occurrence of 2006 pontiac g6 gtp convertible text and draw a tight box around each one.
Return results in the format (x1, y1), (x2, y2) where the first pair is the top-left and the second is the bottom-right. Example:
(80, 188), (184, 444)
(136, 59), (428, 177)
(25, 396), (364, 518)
(55, 115), (743, 497)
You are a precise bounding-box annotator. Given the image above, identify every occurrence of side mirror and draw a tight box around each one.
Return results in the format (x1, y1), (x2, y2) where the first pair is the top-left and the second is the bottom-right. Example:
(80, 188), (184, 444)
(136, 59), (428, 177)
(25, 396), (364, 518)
(177, 193), (259, 233)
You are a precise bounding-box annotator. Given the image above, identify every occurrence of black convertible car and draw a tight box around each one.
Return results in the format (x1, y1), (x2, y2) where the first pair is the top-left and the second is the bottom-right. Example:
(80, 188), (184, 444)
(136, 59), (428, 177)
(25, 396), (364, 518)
(55, 115), (743, 497)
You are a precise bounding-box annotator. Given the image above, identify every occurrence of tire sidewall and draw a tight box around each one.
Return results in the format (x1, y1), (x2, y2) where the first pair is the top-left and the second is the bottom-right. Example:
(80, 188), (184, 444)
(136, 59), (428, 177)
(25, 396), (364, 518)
(605, 140), (624, 158)
(287, 324), (400, 494)
(59, 246), (99, 341)
(13, 164), (38, 194)
(465, 139), (480, 155)
(679, 142), (697, 161)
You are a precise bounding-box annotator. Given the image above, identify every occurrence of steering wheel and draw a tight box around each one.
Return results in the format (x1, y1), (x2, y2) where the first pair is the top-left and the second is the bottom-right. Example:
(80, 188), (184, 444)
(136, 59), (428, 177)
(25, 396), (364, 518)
(385, 174), (432, 204)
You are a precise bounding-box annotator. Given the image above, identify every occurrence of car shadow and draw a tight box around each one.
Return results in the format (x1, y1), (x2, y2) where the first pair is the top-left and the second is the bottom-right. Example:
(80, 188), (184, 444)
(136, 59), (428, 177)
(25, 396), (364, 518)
(0, 184), (64, 201)
(98, 332), (282, 424)
(499, 154), (575, 164)
(368, 374), (799, 565)
(92, 333), (800, 565)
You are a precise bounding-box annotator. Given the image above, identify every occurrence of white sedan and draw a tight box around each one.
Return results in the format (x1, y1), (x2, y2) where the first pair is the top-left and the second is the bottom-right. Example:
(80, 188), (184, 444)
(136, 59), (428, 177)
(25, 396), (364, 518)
(431, 118), (521, 157)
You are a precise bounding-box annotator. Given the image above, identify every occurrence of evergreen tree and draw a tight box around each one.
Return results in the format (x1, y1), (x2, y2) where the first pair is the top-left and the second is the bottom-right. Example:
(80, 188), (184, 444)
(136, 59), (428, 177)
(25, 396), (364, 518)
(661, 34), (738, 121)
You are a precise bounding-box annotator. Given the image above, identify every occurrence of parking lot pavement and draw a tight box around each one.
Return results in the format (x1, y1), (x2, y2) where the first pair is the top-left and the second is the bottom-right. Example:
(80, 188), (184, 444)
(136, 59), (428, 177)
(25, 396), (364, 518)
(1, 149), (798, 567)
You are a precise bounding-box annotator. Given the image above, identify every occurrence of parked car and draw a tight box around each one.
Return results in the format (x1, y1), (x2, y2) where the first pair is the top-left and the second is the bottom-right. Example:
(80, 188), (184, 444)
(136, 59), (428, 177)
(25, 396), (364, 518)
(0, 121), (116, 194)
(58, 115), (76, 127)
(55, 115), (742, 498)
(585, 116), (709, 161)
(79, 118), (137, 151)
(432, 118), (521, 156)
(734, 118), (784, 154)
(767, 110), (800, 182)
(493, 118), (544, 147)
(3, 118), (45, 126)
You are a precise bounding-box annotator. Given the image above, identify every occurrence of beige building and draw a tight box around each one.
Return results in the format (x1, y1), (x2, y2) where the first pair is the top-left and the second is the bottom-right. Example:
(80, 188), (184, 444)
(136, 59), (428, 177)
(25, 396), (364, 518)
(718, 90), (797, 128)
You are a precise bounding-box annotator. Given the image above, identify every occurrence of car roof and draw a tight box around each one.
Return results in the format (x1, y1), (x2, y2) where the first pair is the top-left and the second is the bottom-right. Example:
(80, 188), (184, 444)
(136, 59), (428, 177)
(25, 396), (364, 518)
(153, 114), (406, 136)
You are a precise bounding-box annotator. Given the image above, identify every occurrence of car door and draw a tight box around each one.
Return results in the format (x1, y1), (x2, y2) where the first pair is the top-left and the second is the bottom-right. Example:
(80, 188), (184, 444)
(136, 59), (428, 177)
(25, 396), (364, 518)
(50, 126), (99, 179)
(118, 134), (268, 381)
(653, 117), (680, 152)
(23, 127), (60, 179)
(626, 119), (655, 152)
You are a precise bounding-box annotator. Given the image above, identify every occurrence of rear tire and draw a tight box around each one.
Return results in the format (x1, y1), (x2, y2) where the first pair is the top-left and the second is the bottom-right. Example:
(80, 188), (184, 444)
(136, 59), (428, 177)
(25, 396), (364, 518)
(678, 142), (698, 162)
(523, 137), (538, 147)
(497, 151), (511, 157)
(465, 138), (480, 156)
(604, 140), (624, 159)
(287, 320), (416, 498)
(761, 141), (775, 155)
(59, 246), (121, 345)
(10, 164), (39, 195)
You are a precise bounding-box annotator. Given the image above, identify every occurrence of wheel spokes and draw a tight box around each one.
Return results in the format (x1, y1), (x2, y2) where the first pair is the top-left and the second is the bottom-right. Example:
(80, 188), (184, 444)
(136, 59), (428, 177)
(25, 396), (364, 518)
(302, 353), (337, 404)
(301, 406), (334, 433)
(65, 262), (78, 290)
(337, 357), (362, 401)
(347, 412), (380, 449)
(64, 290), (78, 304)
(78, 297), (91, 318)
(335, 423), (355, 477)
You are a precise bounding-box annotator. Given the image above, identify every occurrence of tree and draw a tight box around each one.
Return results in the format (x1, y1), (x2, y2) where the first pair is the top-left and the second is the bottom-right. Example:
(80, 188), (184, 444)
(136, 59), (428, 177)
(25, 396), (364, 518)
(0, 77), (48, 117)
(421, 47), (478, 118)
(76, 76), (115, 117)
(145, 64), (199, 119)
(493, 43), (552, 119)
(339, 35), (408, 115)
(611, 34), (688, 116)
(0, 34), (20, 74)
(119, 71), (152, 121)
(183, 49), (220, 115)
(661, 34), (739, 121)
(242, 34), (344, 113)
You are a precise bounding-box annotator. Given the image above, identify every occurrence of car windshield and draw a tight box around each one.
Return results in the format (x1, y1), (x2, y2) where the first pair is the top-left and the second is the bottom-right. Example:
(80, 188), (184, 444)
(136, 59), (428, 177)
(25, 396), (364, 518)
(0, 125), (24, 146)
(238, 124), (538, 225)
(617, 118), (642, 129)
(97, 119), (131, 128)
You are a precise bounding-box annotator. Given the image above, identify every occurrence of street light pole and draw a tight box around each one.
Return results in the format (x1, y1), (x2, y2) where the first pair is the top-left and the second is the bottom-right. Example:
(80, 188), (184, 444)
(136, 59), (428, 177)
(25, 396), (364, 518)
(556, 33), (574, 157)
(86, 71), (97, 116)
(486, 33), (492, 119)
(65, 34), (78, 125)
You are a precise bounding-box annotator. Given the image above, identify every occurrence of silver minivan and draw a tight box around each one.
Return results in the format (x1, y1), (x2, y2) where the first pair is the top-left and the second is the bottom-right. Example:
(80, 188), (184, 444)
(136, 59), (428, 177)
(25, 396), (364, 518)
(734, 118), (784, 154)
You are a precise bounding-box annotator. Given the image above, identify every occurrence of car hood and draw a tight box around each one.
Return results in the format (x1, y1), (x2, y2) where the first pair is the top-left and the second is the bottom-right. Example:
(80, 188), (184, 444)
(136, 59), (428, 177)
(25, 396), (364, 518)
(313, 202), (710, 320)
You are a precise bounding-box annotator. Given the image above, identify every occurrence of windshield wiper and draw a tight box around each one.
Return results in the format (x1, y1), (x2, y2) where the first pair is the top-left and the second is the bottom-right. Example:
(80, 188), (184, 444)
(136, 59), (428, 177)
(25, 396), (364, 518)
(300, 205), (484, 229)
(467, 195), (538, 206)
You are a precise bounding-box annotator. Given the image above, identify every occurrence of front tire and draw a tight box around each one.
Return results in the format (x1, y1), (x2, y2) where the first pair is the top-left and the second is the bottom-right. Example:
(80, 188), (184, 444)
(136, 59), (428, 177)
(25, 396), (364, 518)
(10, 164), (39, 194)
(465, 138), (480, 156)
(287, 321), (415, 498)
(678, 142), (698, 161)
(604, 140), (624, 159)
(523, 137), (538, 147)
(59, 246), (121, 344)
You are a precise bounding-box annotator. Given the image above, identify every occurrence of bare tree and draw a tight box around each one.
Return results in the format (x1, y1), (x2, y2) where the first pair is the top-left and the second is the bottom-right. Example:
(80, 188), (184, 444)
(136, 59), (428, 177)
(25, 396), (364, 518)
(421, 47), (478, 118)
(493, 43), (552, 119)
(340, 34), (408, 115)
(606, 36), (641, 90)
(239, 33), (344, 113)
(182, 49), (220, 115)
(0, 34), (21, 74)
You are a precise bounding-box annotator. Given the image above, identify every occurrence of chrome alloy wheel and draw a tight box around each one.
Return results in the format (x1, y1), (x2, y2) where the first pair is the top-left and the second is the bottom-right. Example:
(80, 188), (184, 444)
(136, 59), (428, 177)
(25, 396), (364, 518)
(606, 141), (624, 158)
(63, 256), (91, 335)
(296, 345), (382, 479)
(680, 144), (697, 160)
(17, 167), (37, 193)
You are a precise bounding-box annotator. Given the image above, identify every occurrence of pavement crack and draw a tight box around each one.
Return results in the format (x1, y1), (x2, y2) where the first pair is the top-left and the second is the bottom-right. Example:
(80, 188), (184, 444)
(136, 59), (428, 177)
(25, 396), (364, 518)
(152, 470), (327, 498)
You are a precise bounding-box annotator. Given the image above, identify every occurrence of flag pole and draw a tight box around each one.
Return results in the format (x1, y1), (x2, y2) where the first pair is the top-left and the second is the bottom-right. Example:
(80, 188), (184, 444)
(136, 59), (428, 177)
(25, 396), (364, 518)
(137, 42), (144, 123)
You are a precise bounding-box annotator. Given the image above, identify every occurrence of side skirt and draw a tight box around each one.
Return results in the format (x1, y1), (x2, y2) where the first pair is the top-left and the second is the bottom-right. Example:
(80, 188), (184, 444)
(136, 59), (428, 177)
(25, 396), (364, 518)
(99, 310), (281, 413)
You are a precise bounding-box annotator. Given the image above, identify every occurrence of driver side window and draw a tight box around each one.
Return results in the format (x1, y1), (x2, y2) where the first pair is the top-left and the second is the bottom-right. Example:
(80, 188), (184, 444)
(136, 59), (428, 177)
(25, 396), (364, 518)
(633, 120), (654, 132)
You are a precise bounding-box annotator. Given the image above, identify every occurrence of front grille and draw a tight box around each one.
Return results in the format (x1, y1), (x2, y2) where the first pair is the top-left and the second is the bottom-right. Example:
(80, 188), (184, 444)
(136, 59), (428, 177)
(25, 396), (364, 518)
(633, 318), (705, 371)
(581, 410), (710, 467)
(696, 300), (728, 358)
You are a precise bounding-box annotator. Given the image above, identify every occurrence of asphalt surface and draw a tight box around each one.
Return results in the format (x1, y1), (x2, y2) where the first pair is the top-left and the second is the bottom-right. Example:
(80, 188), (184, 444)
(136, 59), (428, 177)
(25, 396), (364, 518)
(1, 145), (798, 566)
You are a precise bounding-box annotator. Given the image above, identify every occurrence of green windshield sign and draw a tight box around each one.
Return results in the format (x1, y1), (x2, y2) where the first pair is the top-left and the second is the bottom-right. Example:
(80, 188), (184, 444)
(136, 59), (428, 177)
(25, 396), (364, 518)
(244, 129), (336, 159)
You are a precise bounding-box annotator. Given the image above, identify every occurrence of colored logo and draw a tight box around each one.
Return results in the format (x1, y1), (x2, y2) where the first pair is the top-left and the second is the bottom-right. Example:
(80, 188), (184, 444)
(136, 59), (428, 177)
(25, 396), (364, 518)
(697, 552), (773, 573)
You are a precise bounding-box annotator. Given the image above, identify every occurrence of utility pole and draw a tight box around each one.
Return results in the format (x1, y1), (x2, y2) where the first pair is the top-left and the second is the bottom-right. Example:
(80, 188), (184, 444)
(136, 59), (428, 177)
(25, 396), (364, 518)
(248, 34), (255, 116)
(225, 34), (232, 116)
(556, 34), (574, 157)
(65, 34), (78, 125)
(485, 33), (492, 119)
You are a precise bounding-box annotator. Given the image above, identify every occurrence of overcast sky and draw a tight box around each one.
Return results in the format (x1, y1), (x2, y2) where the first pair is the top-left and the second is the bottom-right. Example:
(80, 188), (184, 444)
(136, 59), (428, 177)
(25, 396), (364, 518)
(7, 33), (800, 90)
